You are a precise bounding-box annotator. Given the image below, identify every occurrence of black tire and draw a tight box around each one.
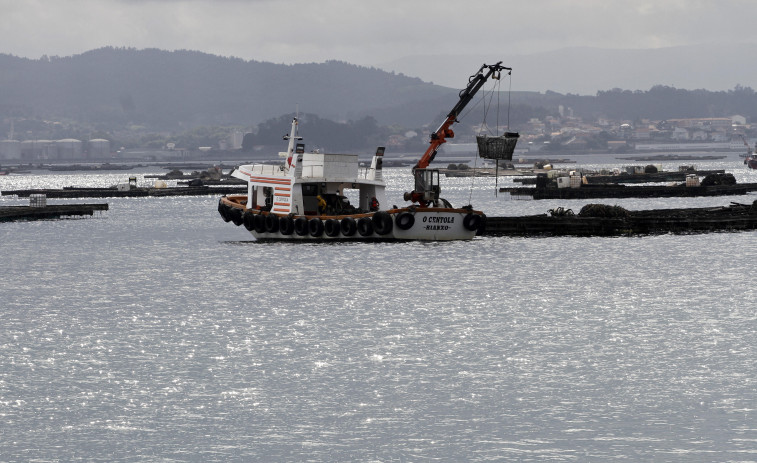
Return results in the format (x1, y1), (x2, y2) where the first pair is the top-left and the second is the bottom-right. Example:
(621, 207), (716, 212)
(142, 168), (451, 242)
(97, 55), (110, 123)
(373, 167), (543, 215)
(294, 217), (309, 236)
(463, 212), (482, 231)
(324, 218), (340, 237)
(243, 211), (255, 231)
(264, 214), (279, 233)
(218, 200), (232, 222)
(372, 211), (393, 235)
(476, 213), (487, 235)
(395, 211), (415, 230)
(357, 217), (373, 236)
(253, 213), (267, 233)
(279, 216), (295, 235)
(340, 217), (357, 236)
(309, 218), (324, 237)
(229, 207), (244, 226)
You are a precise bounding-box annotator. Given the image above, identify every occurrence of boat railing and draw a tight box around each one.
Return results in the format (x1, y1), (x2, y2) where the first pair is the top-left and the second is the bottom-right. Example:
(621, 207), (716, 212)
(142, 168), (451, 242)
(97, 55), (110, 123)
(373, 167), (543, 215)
(248, 164), (285, 176)
(357, 167), (381, 181)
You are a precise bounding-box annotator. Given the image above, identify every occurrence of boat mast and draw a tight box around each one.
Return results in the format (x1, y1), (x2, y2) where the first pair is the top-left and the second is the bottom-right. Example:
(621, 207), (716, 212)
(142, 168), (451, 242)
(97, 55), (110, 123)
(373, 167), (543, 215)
(284, 117), (302, 168)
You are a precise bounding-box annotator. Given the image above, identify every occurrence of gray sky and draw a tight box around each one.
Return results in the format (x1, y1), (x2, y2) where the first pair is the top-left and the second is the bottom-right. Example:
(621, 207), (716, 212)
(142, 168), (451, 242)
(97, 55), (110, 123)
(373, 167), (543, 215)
(2, 0), (757, 92)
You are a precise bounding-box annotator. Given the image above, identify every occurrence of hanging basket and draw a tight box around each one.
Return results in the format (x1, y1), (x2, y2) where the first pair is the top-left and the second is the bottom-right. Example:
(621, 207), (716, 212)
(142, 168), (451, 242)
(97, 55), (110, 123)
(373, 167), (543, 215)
(476, 132), (519, 160)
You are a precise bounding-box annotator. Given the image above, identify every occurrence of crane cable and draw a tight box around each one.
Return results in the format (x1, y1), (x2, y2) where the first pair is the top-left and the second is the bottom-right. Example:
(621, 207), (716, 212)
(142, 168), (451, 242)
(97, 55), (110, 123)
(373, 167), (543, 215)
(468, 73), (512, 203)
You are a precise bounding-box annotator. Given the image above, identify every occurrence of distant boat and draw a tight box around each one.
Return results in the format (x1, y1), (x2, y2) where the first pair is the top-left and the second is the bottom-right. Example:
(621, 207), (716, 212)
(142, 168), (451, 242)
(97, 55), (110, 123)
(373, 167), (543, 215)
(739, 136), (756, 167)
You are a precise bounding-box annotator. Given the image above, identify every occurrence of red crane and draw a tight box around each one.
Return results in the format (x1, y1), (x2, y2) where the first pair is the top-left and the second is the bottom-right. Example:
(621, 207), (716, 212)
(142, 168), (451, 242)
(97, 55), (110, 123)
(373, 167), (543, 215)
(405, 62), (511, 206)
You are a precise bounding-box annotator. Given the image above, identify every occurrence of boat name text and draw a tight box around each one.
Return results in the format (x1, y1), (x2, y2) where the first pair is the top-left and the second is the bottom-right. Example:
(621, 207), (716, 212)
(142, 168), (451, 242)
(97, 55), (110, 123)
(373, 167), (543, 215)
(422, 216), (455, 224)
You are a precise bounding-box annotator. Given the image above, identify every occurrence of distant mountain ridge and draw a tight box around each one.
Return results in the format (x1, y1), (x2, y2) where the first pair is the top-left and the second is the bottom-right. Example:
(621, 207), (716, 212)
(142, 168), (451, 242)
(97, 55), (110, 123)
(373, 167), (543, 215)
(0, 47), (454, 130)
(2, 46), (756, 139)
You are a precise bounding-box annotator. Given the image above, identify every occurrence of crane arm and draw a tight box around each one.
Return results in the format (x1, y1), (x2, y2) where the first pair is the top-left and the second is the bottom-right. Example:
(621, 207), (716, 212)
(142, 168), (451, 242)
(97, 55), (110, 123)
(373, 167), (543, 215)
(414, 62), (511, 170)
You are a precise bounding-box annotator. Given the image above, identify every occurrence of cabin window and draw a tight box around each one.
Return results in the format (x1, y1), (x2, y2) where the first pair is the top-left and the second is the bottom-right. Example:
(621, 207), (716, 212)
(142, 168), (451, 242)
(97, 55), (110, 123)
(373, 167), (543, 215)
(302, 184), (318, 196)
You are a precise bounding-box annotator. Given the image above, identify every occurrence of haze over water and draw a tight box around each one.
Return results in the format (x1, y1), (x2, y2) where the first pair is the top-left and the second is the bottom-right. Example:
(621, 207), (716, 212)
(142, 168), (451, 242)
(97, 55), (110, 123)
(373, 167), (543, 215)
(2, 156), (757, 461)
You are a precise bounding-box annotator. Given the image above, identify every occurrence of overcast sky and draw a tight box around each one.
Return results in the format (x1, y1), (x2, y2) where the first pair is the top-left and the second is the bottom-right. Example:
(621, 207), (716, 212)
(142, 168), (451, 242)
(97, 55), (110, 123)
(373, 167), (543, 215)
(2, 0), (757, 91)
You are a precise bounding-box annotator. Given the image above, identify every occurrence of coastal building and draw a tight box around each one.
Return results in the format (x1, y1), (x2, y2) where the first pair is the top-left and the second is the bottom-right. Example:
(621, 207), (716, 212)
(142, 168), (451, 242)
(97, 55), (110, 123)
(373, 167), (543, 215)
(0, 140), (21, 160)
(88, 139), (111, 158)
(56, 139), (83, 159)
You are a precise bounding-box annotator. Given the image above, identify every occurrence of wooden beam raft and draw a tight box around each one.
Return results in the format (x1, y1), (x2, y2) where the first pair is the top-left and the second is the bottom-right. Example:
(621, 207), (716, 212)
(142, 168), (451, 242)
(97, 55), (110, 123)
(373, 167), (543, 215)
(1, 185), (246, 199)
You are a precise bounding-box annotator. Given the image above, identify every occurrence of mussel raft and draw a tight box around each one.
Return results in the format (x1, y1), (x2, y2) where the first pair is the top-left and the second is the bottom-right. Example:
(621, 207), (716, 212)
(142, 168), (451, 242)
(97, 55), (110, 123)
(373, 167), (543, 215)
(480, 201), (757, 236)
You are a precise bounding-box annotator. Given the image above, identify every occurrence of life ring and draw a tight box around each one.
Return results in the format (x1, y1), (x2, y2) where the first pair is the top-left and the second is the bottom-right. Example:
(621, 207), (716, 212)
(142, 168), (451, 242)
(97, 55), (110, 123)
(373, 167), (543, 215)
(294, 217), (309, 236)
(279, 216), (295, 235)
(463, 212), (483, 231)
(218, 200), (232, 222)
(324, 218), (340, 237)
(357, 217), (374, 236)
(264, 213), (279, 233)
(229, 207), (244, 226)
(243, 211), (255, 231)
(309, 218), (324, 237)
(340, 217), (357, 236)
(253, 213), (267, 233)
(395, 211), (415, 230)
(372, 211), (393, 235)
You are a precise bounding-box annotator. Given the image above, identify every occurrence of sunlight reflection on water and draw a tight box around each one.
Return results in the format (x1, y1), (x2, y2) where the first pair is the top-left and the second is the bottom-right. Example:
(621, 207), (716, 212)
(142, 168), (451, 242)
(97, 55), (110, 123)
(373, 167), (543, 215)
(1, 159), (757, 461)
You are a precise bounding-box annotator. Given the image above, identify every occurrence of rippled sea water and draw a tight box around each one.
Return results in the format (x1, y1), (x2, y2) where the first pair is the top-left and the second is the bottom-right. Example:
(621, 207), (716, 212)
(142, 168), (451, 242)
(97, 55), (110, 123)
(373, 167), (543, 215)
(2, 157), (757, 462)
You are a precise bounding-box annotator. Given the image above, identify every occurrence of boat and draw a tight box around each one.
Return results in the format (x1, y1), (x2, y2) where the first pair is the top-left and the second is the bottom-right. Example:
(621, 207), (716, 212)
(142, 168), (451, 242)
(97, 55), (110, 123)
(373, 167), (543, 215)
(217, 63), (517, 241)
(738, 135), (757, 168)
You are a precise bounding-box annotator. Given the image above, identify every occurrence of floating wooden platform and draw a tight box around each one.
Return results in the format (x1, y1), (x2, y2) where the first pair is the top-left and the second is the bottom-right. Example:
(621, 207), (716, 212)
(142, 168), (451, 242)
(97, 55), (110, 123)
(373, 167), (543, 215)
(0, 204), (109, 222)
(482, 202), (757, 236)
(585, 170), (724, 184)
(500, 183), (757, 199)
(1, 185), (246, 198)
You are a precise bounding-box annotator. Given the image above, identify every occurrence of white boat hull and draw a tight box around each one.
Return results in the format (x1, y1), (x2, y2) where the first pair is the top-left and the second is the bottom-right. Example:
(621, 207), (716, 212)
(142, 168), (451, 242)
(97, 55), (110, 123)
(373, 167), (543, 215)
(219, 197), (483, 241)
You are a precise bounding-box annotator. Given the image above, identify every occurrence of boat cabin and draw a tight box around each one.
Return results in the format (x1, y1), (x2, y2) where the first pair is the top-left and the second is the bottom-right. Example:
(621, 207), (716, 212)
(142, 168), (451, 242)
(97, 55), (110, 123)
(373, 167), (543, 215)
(232, 146), (387, 217)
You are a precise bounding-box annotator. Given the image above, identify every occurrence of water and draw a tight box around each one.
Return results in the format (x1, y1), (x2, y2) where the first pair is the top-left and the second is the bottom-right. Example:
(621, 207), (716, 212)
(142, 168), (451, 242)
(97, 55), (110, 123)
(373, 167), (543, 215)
(2, 156), (757, 461)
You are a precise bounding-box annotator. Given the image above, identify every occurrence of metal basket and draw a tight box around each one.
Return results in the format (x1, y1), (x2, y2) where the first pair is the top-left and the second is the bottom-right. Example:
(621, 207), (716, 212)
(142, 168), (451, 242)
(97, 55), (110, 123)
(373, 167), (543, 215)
(476, 132), (519, 160)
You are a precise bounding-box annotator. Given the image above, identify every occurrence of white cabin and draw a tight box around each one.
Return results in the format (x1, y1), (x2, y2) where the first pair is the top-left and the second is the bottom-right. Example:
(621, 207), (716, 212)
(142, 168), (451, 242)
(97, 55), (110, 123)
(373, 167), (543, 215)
(231, 120), (387, 216)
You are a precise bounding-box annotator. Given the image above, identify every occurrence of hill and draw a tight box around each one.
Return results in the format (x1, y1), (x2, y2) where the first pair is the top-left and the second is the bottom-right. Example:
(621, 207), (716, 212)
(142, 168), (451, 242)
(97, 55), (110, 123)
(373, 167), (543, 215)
(2, 46), (757, 147)
(0, 47), (456, 131)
